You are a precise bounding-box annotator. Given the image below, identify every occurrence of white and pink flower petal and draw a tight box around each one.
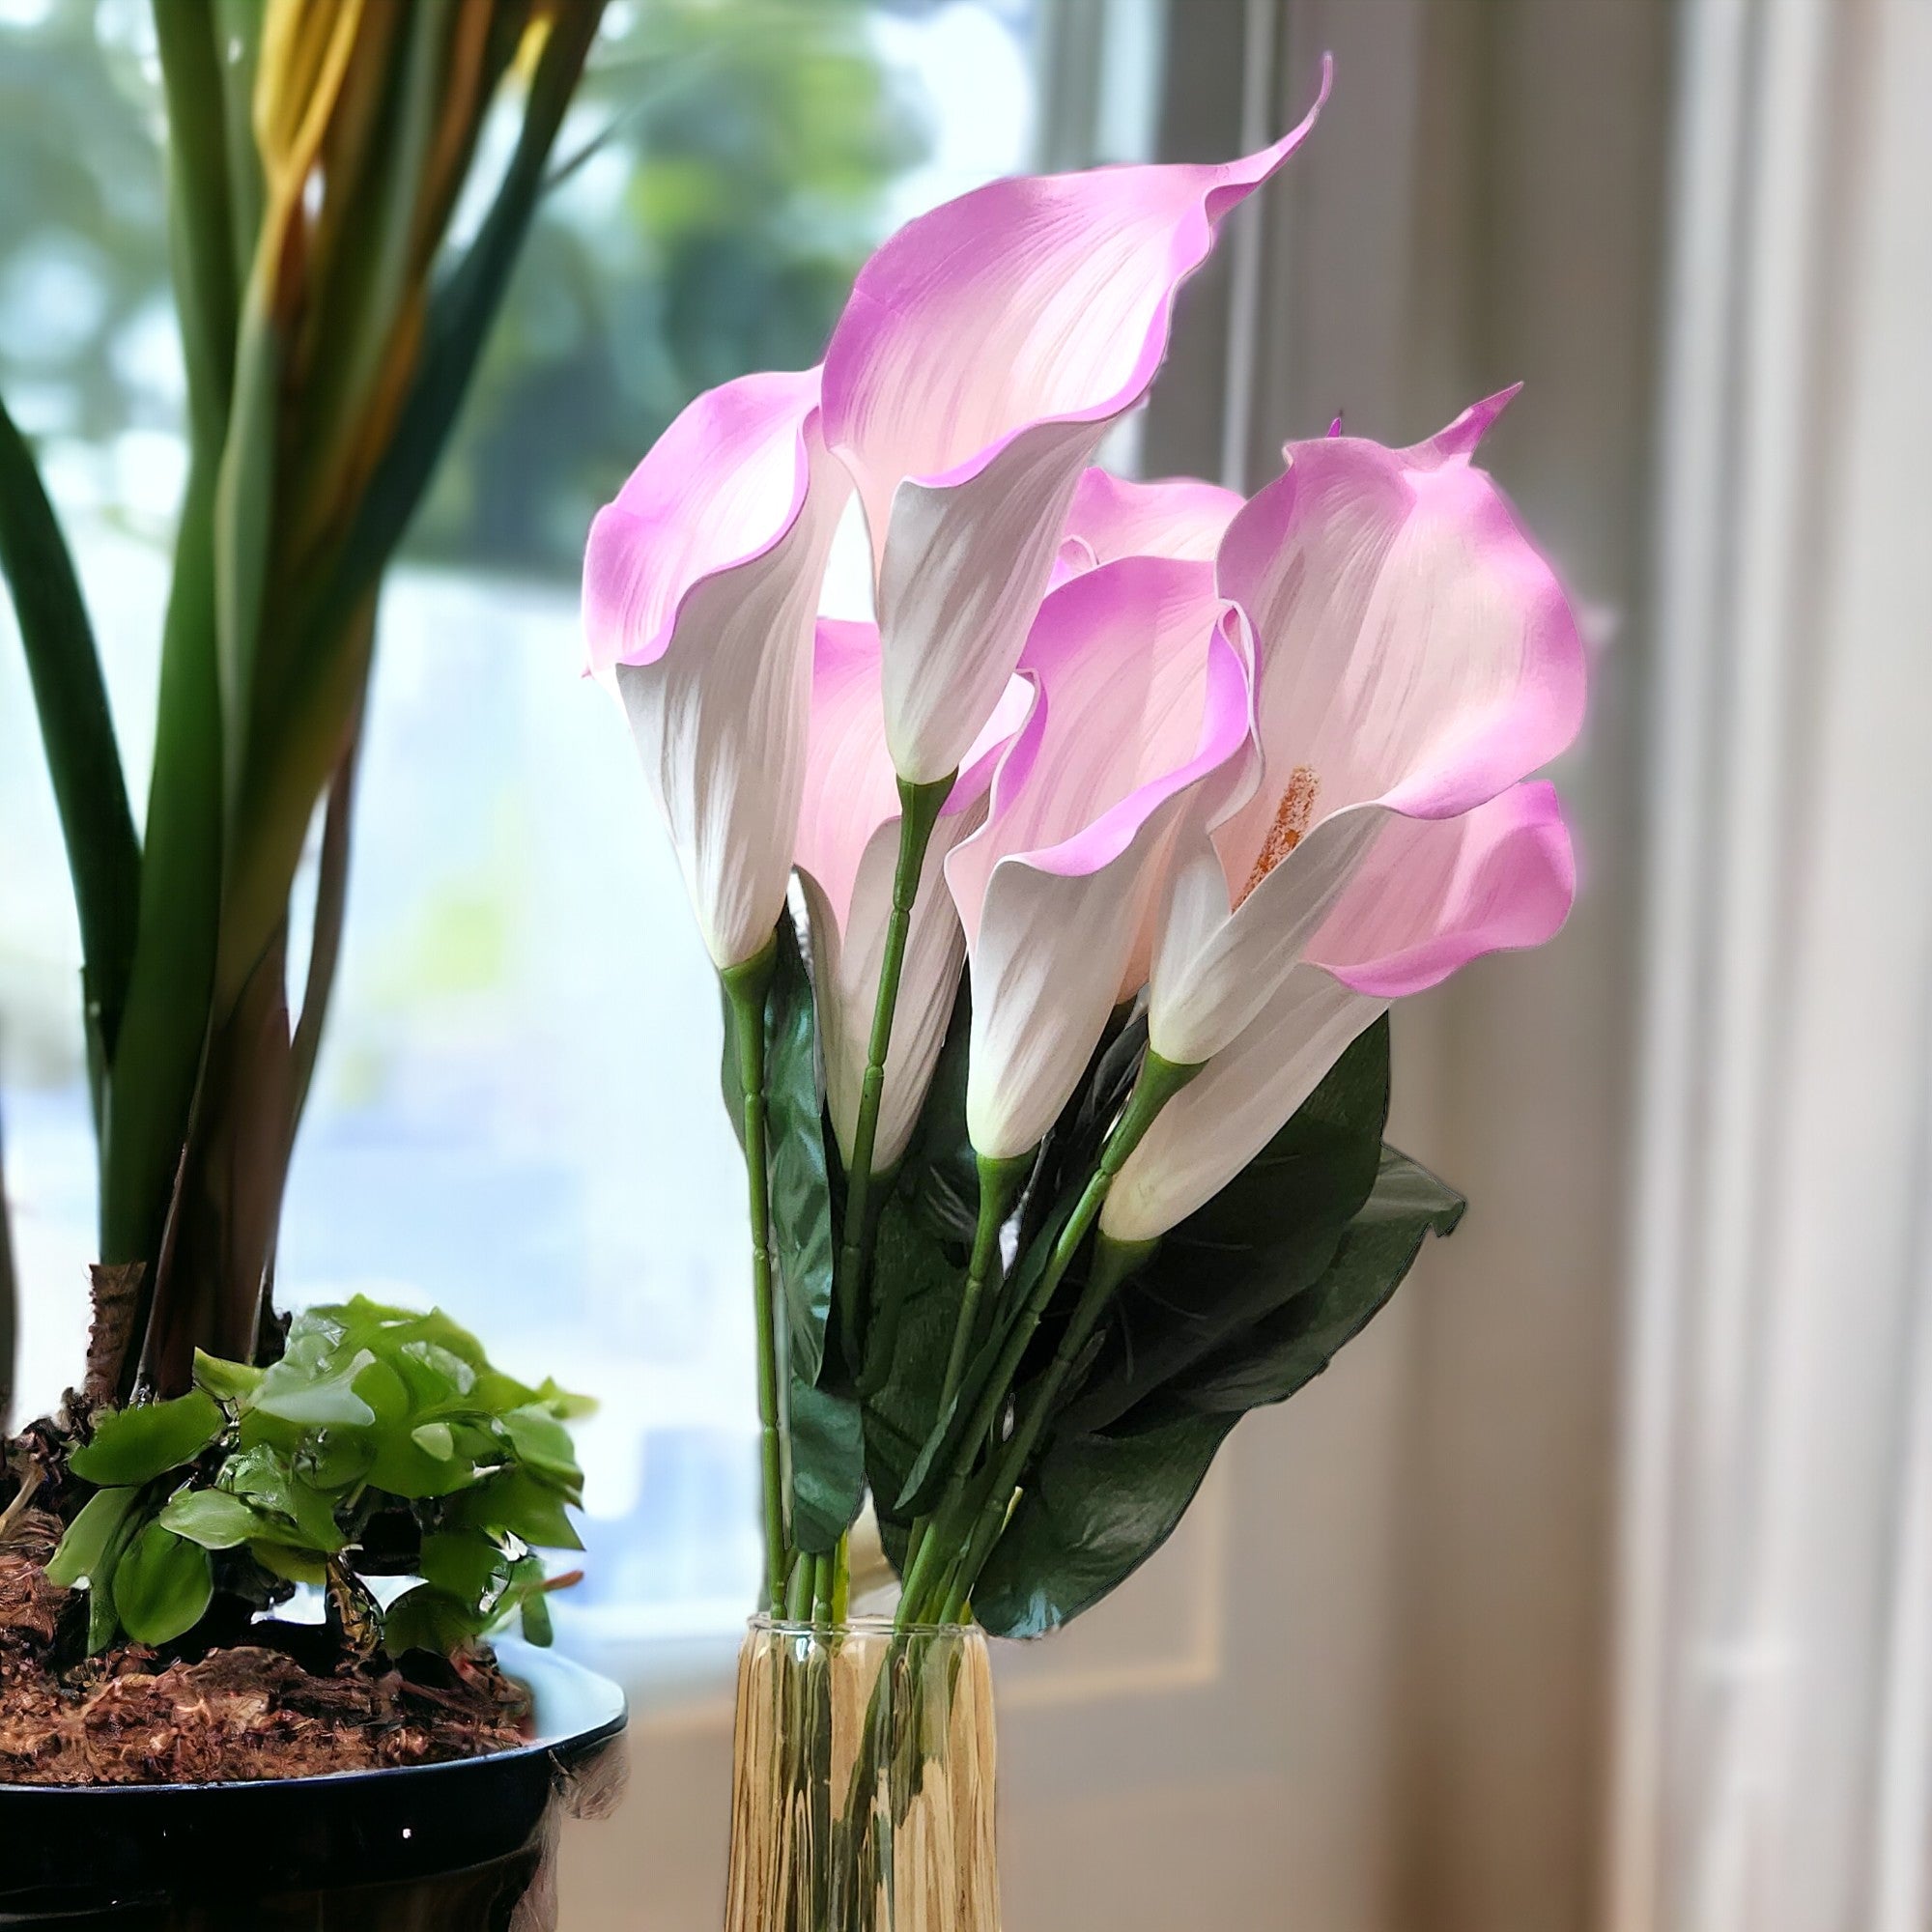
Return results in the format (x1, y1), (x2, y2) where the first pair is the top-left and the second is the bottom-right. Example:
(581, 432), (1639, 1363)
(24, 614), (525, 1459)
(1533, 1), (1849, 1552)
(584, 368), (847, 970)
(795, 621), (1026, 1171)
(946, 557), (1248, 1157)
(1112, 782), (1576, 1240)
(1060, 469), (1245, 572)
(822, 60), (1330, 784)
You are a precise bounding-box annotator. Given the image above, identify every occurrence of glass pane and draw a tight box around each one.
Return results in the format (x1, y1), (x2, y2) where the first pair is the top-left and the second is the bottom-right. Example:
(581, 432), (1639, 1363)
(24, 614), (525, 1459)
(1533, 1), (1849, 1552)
(0, 0), (1045, 1647)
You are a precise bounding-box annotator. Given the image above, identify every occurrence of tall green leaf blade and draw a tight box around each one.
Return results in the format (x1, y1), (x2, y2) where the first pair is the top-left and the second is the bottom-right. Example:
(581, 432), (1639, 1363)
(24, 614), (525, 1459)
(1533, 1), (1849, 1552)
(0, 396), (141, 1090)
(151, 0), (239, 451)
(100, 457), (224, 1283)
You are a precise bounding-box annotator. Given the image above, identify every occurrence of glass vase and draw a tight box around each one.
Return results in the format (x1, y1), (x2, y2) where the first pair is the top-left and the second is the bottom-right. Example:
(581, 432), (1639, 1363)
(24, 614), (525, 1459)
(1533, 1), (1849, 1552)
(724, 1617), (1002, 1932)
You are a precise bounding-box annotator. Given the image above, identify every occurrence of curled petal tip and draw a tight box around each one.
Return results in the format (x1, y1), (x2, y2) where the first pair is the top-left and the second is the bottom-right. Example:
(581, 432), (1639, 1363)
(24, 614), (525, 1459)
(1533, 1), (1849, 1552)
(1419, 384), (1523, 466)
(1326, 412), (1345, 439)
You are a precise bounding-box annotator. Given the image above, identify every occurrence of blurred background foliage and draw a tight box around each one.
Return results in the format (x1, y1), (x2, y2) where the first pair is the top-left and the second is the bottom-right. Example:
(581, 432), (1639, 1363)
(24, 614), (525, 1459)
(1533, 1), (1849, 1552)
(0, 0), (936, 578)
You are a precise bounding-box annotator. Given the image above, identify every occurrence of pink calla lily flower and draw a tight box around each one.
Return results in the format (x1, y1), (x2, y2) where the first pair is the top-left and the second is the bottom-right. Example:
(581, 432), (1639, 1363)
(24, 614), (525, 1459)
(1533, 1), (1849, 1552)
(945, 557), (1249, 1161)
(1148, 390), (1588, 1066)
(1104, 781), (1576, 1241)
(1059, 468), (1245, 572)
(582, 368), (848, 971)
(821, 60), (1331, 787)
(795, 621), (1028, 1173)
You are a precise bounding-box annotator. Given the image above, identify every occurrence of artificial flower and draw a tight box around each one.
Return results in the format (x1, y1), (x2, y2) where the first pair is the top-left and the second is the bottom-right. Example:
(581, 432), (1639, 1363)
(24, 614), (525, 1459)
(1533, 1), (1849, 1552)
(794, 621), (1028, 1173)
(820, 61), (1331, 787)
(582, 368), (849, 972)
(1104, 781), (1576, 1240)
(1059, 467), (1243, 571)
(945, 557), (1247, 1161)
(1148, 389), (1588, 1065)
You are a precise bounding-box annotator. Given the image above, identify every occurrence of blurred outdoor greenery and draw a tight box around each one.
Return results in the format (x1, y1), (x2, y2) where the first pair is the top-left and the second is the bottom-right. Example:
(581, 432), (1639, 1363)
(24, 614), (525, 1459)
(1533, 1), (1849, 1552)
(0, 0), (935, 578)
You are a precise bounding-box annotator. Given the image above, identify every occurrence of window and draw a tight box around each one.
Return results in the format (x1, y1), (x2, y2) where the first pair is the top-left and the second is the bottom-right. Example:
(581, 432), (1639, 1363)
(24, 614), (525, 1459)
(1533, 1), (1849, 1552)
(0, 0), (1058, 1649)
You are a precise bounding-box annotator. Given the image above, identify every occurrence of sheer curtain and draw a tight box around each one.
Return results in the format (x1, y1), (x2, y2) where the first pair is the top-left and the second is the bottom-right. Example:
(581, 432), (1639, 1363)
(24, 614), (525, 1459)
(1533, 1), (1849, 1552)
(1610, 2), (1932, 1928)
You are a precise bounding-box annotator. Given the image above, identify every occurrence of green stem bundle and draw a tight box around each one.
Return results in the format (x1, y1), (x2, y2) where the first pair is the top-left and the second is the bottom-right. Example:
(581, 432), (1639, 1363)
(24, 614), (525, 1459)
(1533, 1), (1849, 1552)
(896, 1051), (1199, 1625)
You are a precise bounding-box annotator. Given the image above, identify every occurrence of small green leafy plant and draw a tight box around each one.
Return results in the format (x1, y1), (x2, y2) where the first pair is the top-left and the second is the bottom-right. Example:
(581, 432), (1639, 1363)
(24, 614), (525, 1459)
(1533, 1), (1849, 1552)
(47, 1298), (587, 1661)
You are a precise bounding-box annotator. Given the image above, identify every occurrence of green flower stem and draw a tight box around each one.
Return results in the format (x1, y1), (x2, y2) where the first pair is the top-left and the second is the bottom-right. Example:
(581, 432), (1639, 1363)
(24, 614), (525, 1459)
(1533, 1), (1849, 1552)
(784, 1549), (814, 1621)
(831, 1533), (851, 1624)
(941, 1229), (1161, 1623)
(724, 939), (787, 1614)
(939, 1151), (1032, 1422)
(841, 773), (953, 1389)
(897, 1053), (1199, 1625)
(899, 1150), (1030, 1591)
(811, 1549), (836, 1627)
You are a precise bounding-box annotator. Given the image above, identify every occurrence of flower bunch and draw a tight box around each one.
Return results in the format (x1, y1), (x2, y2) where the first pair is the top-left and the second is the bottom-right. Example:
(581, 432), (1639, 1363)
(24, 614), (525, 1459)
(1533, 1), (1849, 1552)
(583, 61), (1583, 1635)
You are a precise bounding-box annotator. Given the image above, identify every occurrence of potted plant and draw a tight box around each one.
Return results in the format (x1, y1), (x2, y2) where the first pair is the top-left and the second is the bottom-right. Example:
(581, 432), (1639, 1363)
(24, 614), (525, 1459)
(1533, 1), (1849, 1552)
(583, 53), (1585, 1929)
(0, 3), (624, 1923)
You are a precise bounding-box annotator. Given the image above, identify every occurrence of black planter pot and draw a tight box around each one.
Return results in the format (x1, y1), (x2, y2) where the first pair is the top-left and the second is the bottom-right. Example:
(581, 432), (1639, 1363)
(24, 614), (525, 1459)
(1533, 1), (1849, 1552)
(0, 1642), (626, 1931)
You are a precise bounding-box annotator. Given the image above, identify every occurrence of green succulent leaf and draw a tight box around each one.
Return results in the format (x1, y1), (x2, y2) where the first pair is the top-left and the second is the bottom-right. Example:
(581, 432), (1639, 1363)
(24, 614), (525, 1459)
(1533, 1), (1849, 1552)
(251, 1348), (379, 1427)
(251, 1541), (328, 1586)
(499, 1405), (581, 1493)
(383, 1584), (486, 1658)
(113, 1521), (214, 1646)
(219, 1444), (344, 1553)
(158, 1488), (270, 1550)
(192, 1350), (264, 1406)
(69, 1391), (226, 1487)
(45, 1485), (143, 1588)
(452, 1469), (582, 1551)
(418, 1528), (506, 1605)
(412, 1421), (456, 1462)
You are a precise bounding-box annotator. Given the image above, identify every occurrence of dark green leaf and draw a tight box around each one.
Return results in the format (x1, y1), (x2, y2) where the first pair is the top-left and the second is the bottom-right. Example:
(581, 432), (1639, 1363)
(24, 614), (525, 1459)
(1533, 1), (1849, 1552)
(519, 1583), (554, 1648)
(158, 1488), (269, 1550)
(45, 1486), (142, 1588)
(251, 1541), (327, 1586)
(219, 1445), (345, 1553)
(787, 1378), (865, 1554)
(764, 914), (837, 1385)
(974, 1143), (1465, 1637)
(1158, 1147), (1464, 1418)
(452, 1470), (583, 1551)
(1062, 1015), (1390, 1434)
(70, 1391), (225, 1487)
(858, 1196), (970, 1562)
(419, 1529), (507, 1605)
(973, 1413), (1234, 1639)
(499, 1406), (582, 1493)
(113, 1521), (213, 1646)
(383, 1585), (486, 1658)
(898, 980), (978, 1245)
(296, 1426), (376, 1491)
